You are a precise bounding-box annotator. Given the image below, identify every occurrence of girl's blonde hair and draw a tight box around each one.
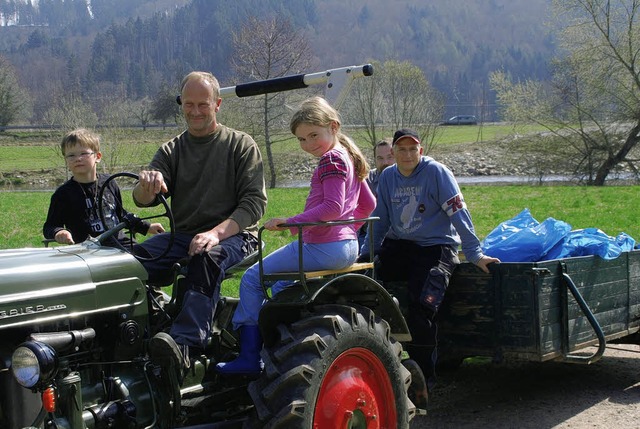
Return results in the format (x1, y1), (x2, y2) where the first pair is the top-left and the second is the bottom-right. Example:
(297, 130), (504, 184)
(289, 96), (369, 180)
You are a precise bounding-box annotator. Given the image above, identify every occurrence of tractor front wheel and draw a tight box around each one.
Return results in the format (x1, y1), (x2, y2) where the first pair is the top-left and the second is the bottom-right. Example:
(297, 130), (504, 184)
(248, 304), (415, 428)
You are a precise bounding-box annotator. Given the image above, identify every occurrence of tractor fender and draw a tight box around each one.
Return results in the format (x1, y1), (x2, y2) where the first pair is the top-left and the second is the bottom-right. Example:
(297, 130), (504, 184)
(258, 273), (411, 347)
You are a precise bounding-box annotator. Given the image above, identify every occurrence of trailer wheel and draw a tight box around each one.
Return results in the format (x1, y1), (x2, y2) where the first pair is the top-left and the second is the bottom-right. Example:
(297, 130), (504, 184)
(248, 304), (415, 428)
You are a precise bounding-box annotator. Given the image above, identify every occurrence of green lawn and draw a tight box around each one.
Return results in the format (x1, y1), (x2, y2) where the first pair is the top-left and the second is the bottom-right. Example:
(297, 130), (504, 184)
(2, 185), (637, 250)
(262, 124), (549, 157)
(1, 185), (637, 297)
(0, 128), (175, 174)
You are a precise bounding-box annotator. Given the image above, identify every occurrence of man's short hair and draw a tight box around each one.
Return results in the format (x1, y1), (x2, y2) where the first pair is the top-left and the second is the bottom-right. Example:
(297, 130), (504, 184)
(180, 71), (220, 99)
(373, 139), (391, 156)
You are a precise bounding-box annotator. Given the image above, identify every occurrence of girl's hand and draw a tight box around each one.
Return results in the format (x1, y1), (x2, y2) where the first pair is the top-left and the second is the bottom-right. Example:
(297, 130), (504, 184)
(264, 217), (288, 231)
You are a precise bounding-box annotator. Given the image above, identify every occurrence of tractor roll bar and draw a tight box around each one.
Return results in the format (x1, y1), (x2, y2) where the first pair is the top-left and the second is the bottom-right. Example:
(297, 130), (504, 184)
(178, 64), (373, 108)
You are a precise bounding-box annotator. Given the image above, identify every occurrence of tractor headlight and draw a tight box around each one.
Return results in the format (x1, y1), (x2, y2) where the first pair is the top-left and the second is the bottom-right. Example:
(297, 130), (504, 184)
(11, 341), (58, 389)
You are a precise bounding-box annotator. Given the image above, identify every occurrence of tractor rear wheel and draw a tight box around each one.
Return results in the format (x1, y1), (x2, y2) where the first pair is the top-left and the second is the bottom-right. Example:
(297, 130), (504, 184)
(248, 304), (415, 428)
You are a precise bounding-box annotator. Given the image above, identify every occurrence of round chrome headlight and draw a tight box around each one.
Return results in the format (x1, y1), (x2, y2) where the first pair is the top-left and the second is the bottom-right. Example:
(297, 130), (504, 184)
(11, 341), (58, 389)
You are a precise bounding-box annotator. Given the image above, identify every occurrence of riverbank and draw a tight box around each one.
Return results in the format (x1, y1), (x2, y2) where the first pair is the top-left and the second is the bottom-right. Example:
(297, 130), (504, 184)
(277, 137), (639, 187)
(2, 134), (639, 191)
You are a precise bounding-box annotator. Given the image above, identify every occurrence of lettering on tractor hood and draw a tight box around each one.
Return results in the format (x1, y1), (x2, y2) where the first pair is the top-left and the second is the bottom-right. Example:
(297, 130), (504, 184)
(0, 304), (67, 319)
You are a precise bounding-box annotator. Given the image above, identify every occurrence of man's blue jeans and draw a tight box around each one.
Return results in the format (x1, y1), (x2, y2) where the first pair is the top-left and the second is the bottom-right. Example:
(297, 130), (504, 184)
(140, 231), (257, 349)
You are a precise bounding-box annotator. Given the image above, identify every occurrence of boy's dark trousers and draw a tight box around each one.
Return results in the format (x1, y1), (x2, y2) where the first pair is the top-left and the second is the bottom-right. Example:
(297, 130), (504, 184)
(376, 238), (459, 391)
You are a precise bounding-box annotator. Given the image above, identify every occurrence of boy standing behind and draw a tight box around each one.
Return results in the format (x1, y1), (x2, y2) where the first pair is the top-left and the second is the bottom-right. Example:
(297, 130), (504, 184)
(43, 128), (164, 246)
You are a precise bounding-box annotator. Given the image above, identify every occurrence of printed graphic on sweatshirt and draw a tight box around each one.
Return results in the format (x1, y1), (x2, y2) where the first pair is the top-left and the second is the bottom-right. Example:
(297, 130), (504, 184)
(85, 191), (118, 234)
(394, 185), (423, 233)
(441, 193), (466, 217)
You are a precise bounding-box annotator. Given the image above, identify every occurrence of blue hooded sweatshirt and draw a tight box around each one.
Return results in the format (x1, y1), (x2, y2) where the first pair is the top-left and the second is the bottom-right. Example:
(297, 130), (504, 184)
(361, 156), (484, 264)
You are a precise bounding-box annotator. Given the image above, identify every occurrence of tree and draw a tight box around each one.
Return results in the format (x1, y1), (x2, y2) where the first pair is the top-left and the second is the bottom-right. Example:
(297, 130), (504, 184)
(344, 60), (387, 146)
(41, 94), (99, 179)
(231, 15), (314, 188)
(130, 97), (154, 131)
(491, 0), (640, 185)
(0, 55), (31, 128)
(152, 82), (180, 129)
(345, 60), (444, 153)
(99, 98), (148, 174)
(42, 94), (98, 131)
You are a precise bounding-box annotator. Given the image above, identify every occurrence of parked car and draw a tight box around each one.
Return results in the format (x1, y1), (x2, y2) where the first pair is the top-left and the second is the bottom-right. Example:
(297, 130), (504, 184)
(441, 115), (478, 125)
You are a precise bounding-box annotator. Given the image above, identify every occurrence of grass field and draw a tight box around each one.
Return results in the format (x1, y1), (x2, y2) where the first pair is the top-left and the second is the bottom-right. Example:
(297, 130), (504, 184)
(1, 184), (637, 296)
(2, 124), (636, 296)
(2, 185), (637, 249)
(0, 128), (174, 175)
(0, 124), (543, 175)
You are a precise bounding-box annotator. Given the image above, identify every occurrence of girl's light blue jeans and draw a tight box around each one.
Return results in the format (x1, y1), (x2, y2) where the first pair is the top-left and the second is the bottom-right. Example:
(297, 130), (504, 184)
(232, 239), (358, 329)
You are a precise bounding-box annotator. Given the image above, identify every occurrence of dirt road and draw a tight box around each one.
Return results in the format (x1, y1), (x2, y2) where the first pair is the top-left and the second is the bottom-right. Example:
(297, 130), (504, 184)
(411, 344), (640, 429)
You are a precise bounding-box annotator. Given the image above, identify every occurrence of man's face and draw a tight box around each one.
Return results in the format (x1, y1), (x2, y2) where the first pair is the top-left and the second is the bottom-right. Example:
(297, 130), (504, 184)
(392, 138), (423, 176)
(181, 79), (221, 137)
(374, 144), (394, 173)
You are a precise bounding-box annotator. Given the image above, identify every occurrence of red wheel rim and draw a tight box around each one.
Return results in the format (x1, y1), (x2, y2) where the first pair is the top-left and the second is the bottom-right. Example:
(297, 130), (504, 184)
(313, 347), (397, 429)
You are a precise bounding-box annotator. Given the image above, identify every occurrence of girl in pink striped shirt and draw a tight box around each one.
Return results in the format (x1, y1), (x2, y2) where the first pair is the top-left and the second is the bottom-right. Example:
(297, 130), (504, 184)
(216, 96), (375, 375)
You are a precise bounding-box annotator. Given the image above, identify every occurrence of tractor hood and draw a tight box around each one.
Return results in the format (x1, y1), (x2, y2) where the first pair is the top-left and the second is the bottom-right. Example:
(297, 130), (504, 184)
(0, 242), (148, 329)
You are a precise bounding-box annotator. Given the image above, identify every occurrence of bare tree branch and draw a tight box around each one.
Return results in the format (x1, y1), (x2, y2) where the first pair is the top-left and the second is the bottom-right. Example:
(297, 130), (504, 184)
(491, 0), (640, 185)
(232, 15), (315, 188)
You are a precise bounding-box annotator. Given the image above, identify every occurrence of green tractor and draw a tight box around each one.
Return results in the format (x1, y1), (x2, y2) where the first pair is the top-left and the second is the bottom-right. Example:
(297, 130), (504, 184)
(0, 65), (427, 428)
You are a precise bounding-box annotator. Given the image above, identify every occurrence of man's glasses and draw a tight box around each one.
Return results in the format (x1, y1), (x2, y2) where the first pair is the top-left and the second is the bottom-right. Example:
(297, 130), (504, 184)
(65, 152), (96, 160)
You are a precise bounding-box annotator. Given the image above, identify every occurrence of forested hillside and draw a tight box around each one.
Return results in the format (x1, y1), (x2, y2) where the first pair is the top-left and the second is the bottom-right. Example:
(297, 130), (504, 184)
(0, 0), (554, 123)
(0, 0), (189, 28)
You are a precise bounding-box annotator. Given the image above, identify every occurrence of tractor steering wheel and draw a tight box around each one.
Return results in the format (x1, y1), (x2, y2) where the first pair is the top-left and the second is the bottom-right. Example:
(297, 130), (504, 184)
(97, 172), (175, 262)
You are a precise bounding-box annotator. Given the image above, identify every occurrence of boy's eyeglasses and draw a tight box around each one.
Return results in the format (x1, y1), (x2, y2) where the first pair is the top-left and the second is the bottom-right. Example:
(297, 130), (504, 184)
(65, 152), (96, 160)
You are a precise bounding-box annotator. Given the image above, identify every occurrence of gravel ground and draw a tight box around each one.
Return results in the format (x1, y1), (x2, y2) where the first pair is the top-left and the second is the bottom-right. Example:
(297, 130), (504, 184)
(276, 137), (639, 187)
(411, 344), (640, 429)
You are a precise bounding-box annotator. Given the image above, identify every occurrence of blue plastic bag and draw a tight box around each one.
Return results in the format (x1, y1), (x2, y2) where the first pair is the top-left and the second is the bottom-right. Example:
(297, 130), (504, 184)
(481, 209), (572, 262)
(480, 208), (539, 250)
(482, 209), (637, 262)
(615, 232), (636, 252)
(542, 228), (637, 261)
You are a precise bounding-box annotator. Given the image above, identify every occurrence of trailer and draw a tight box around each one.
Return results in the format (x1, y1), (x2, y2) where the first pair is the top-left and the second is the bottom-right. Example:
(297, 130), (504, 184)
(429, 249), (640, 366)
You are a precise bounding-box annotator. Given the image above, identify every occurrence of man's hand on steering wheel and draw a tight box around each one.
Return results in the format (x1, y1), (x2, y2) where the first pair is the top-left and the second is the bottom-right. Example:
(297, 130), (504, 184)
(135, 170), (169, 205)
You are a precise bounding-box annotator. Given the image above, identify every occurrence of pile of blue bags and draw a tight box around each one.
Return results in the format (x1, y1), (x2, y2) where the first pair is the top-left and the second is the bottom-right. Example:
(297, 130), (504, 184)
(481, 208), (637, 262)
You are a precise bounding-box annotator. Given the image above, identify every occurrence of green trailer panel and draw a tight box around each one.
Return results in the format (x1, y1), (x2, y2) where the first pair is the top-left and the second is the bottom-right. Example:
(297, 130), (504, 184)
(438, 249), (640, 363)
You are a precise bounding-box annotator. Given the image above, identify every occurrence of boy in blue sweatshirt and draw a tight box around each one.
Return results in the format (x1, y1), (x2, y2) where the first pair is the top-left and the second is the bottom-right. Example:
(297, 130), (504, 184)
(360, 128), (499, 392)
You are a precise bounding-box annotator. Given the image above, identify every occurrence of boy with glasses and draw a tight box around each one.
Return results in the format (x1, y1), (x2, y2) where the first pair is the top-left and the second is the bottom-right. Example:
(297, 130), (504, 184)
(43, 128), (164, 245)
